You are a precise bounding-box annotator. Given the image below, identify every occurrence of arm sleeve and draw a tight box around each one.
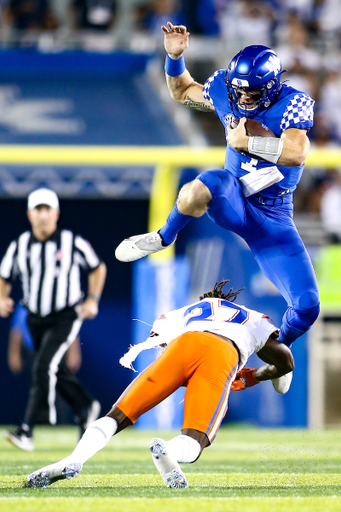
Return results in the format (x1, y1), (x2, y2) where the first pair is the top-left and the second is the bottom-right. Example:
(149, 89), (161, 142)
(74, 235), (101, 272)
(280, 93), (314, 131)
(0, 241), (18, 281)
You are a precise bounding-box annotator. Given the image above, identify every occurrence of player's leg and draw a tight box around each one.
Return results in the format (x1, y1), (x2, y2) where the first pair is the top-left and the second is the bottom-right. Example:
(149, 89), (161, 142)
(159, 178), (213, 243)
(246, 215), (320, 346)
(149, 428), (207, 487)
(193, 173), (319, 346)
(27, 335), (189, 488)
(181, 333), (239, 444)
(26, 414), (119, 488)
(115, 176), (213, 262)
(150, 333), (239, 488)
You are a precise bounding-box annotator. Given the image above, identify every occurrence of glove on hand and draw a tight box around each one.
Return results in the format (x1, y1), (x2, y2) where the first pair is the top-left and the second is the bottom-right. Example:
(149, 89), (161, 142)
(231, 367), (260, 391)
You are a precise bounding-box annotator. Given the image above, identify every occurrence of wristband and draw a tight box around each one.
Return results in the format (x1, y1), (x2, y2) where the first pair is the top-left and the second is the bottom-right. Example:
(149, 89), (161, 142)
(248, 136), (284, 164)
(89, 294), (101, 303)
(165, 55), (186, 77)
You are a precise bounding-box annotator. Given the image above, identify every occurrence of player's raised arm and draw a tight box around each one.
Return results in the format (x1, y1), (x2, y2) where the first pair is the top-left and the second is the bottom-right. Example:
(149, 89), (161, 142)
(162, 22), (214, 112)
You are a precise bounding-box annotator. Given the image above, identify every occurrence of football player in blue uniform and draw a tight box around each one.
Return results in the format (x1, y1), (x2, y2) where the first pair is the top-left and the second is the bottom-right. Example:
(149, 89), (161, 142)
(116, 22), (320, 347)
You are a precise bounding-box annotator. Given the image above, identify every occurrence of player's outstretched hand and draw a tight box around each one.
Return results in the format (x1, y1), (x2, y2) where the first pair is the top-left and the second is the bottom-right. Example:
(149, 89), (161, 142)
(231, 367), (260, 391)
(161, 21), (189, 59)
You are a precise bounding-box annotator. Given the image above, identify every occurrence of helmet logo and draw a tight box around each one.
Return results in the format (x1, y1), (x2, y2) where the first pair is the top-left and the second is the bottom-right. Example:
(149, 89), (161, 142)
(224, 113), (236, 126)
(231, 77), (249, 87)
(265, 55), (281, 76)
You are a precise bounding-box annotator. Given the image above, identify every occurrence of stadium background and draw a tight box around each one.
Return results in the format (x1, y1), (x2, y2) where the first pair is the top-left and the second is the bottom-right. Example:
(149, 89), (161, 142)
(0, 0), (341, 431)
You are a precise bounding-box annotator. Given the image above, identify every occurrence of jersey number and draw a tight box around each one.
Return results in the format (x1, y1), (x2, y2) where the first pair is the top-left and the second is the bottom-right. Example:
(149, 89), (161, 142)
(241, 157), (259, 174)
(183, 300), (248, 327)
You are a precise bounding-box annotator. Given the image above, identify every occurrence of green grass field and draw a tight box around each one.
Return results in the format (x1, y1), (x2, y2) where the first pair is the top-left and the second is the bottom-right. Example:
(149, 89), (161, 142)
(1, 425), (341, 512)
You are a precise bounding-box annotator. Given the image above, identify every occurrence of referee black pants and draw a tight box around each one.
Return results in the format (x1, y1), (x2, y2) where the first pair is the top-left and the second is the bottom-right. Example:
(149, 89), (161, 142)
(24, 307), (93, 428)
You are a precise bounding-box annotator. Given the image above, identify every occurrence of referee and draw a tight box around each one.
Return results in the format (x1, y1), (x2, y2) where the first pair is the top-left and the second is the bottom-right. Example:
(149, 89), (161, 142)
(0, 188), (107, 451)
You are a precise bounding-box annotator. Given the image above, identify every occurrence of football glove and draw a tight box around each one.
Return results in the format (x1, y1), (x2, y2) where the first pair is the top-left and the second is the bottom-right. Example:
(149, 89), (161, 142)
(231, 367), (260, 391)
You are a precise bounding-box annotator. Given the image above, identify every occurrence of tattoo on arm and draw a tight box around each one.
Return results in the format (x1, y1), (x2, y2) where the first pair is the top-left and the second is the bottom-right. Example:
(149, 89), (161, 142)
(183, 95), (214, 112)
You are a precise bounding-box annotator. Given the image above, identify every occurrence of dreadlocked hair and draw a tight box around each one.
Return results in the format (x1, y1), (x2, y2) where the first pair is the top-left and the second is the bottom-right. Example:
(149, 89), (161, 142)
(199, 279), (245, 303)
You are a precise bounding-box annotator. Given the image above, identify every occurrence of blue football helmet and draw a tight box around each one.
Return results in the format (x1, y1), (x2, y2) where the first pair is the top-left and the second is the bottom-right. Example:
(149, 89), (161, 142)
(226, 45), (284, 118)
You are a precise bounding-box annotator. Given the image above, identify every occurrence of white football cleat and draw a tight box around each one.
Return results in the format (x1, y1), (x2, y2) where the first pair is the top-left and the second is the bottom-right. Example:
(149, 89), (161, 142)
(26, 459), (83, 488)
(115, 231), (176, 262)
(150, 437), (188, 488)
(272, 371), (293, 394)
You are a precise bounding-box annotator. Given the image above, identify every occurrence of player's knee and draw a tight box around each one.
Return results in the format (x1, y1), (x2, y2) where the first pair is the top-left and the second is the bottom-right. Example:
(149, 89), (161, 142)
(177, 179), (212, 217)
(300, 303), (320, 327)
(295, 291), (320, 328)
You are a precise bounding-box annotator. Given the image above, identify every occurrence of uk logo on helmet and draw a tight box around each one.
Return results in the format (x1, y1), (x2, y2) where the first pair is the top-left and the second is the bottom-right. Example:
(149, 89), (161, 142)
(266, 55), (281, 76)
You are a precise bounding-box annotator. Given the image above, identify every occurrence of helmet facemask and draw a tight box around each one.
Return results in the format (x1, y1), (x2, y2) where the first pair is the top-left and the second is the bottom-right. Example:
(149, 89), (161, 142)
(225, 46), (284, 118)
(226, 77), (282, 118)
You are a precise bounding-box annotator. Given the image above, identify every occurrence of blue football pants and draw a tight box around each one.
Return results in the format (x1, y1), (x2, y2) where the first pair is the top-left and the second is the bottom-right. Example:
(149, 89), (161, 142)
(198, 169), (320, 346)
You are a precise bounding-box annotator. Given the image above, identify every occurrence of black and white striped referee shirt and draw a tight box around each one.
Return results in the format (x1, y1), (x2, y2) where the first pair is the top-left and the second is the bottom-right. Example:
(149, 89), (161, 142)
(0, 230), (101, 317)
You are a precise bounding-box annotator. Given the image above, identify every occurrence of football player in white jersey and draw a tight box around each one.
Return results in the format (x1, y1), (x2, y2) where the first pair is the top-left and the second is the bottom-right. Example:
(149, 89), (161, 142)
(26, 280), (293, 490)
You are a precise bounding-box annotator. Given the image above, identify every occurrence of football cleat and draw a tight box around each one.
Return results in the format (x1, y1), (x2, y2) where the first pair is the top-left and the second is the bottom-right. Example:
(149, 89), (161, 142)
(150, 437), (188, 489)
(272, 371), (293, 394)
(6, 427), (34, 452)
(164, 469), (189, 488)
(115, 231), (176, 262)
(26, 461), (83, 488)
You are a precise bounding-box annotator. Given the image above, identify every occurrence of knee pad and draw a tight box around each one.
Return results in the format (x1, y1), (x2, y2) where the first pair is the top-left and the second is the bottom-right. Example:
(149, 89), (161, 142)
(295, 290), (320, 327)
(298, 303), (320, 328)
(288, 302), (320, 332)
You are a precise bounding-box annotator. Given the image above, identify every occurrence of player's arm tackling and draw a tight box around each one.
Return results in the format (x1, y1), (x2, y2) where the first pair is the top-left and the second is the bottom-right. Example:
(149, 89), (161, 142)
(231, 334), (295, 391)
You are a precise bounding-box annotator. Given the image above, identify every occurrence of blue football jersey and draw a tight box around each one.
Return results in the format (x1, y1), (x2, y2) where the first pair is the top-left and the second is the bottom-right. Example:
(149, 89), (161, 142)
(203, 70), (314, 198)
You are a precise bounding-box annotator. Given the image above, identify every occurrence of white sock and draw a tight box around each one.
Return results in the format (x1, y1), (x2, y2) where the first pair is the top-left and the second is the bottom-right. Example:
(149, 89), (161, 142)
(70, 416), (118, 464)
(166, 434), (201, 463)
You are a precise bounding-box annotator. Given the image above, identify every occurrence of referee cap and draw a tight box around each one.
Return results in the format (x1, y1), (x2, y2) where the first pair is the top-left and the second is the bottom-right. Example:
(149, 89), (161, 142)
(28, 188), (59, 211)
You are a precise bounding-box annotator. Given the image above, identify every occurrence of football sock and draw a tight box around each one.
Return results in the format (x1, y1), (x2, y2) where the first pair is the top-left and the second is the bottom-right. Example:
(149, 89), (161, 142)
(166, 434), (201, 463)
(159, 204), (192, 246)
(70, 416), (117, 464)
